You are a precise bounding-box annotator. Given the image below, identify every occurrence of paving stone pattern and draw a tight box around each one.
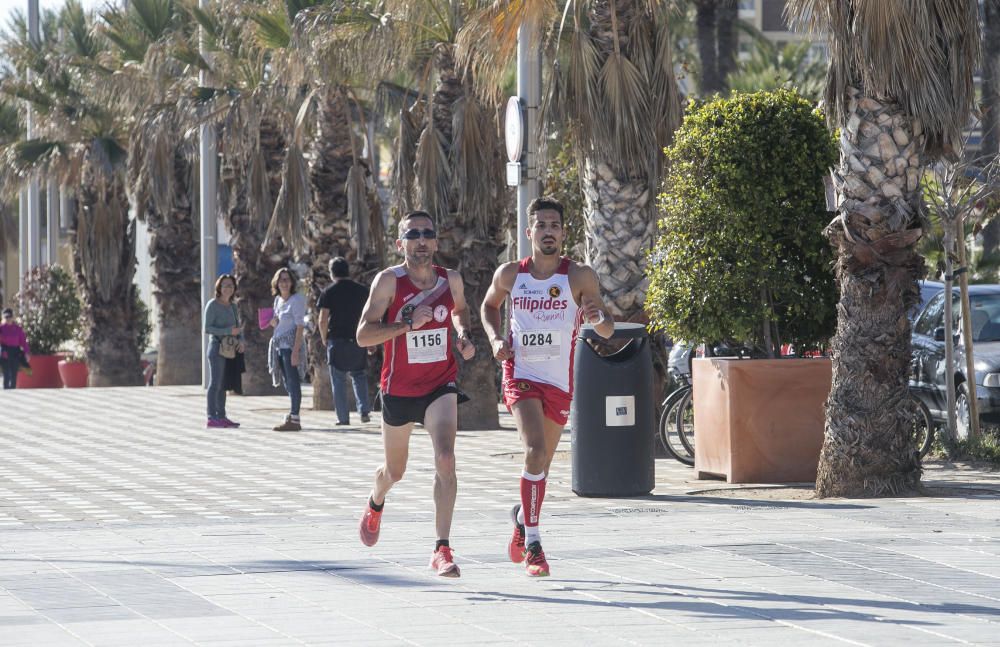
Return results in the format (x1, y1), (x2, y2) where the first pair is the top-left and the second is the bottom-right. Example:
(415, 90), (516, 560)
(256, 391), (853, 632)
(1, 386), (999, 646)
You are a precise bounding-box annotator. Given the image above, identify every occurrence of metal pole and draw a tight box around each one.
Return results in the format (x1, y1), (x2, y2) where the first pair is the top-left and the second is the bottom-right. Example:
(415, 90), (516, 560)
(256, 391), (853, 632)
(516, 18), (541, 259)
(18, 190), (28, 290)
(942, 222), (957, 440)
(46, 178), (59, 265)
(199, 0), (217, 388)
(26, 0), (41, 271)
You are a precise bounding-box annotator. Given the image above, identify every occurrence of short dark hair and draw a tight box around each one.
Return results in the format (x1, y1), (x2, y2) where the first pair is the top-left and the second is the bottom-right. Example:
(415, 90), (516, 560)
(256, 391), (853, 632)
(270, 267), (298, 296)
(329, 256), (350, 278)
(398, 210), (434, 237)
(214, 274), (237, 299)
(1, 308), (12, 317)
(527, 197), (564, 224)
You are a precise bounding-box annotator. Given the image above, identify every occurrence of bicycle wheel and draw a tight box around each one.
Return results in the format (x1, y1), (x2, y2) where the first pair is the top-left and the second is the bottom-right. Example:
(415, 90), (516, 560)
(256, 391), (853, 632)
(674, 387), (695, 458)
(908, 393), (935, 459)
(658, 386), (694, 466)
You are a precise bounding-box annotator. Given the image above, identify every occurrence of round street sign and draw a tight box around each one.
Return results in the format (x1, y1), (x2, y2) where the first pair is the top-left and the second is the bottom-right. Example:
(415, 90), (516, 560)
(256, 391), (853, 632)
(505, 96), (524, 163)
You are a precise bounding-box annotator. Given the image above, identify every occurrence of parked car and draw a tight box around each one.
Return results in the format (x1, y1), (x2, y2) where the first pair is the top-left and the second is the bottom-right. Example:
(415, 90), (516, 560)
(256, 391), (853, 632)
(911, 279), (945, 320)
(910, 284), (1000, 438)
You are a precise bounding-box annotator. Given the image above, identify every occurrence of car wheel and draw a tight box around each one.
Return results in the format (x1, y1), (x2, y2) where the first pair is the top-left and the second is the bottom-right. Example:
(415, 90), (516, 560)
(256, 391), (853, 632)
(955, 382), (972, 442)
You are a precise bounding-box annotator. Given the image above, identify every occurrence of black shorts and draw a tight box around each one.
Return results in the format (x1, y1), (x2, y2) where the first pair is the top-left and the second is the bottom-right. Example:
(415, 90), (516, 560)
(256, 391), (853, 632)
(380, 382), (468, 426)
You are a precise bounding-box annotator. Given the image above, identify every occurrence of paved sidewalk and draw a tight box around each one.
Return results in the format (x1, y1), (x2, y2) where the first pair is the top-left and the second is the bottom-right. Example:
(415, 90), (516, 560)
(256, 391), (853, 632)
(1, 386), (999, 646)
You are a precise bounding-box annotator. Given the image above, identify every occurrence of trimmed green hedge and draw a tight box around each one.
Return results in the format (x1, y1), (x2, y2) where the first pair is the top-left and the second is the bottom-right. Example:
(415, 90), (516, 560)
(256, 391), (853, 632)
(646, 89), (838, 355)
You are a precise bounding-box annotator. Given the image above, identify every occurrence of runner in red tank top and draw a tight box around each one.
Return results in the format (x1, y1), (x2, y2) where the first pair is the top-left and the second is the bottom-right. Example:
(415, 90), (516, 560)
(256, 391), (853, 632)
(355, 211), (476, 578)
(482, 197), (614, 577)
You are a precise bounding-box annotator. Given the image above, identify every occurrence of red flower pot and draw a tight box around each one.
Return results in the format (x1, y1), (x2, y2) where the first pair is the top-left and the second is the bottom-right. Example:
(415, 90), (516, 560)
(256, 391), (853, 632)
(16, 353), (65, 389)
(57, 359), (89, 388)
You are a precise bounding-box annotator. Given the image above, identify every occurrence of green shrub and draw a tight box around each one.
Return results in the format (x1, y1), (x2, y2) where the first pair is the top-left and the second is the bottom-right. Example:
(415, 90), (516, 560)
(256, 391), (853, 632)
(14, 265), (82, 355)
(646, 89), (838, 356)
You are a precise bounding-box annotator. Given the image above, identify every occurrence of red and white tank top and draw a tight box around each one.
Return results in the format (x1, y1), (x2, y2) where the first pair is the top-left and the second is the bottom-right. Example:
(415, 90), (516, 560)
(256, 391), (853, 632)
(381, 265), (457, 397)
(504, 257), (583, 393)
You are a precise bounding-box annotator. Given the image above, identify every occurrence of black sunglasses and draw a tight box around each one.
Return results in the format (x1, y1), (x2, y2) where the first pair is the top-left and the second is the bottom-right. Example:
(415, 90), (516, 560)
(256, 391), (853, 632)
(402, 228), (437, 240)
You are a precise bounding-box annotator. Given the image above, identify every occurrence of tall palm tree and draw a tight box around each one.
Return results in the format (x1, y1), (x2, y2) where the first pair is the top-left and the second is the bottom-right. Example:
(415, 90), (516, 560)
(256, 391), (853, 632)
(461, 0), (682, 323)
(694, 0), (738, 96)
(786, 0), (980, 496)
(0, 0), (144, 386)
(190, 0), (297, 396)
(101, 0), (203, 385)
(305, 0), (508, 429)
(977, 0), (1000, 258)
(253, 0), (385, 410)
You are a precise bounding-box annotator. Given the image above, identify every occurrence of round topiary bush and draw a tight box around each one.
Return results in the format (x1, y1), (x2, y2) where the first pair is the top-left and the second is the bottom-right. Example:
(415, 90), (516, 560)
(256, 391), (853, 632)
(14, 265), (82, 356)
(646, 89), (838, 356)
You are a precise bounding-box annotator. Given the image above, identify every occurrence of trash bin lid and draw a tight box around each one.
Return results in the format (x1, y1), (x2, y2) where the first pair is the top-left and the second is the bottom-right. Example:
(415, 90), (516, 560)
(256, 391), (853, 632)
(579, 321), (648, 341)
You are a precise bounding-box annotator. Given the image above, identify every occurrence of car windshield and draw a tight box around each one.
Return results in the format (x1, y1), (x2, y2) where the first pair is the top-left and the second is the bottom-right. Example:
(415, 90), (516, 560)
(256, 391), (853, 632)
(969, 294), (1000, 342)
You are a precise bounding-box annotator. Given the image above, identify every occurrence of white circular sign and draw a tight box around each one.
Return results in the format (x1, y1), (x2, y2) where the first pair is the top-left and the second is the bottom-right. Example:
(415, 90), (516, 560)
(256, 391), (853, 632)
(505, 97), (524, 163)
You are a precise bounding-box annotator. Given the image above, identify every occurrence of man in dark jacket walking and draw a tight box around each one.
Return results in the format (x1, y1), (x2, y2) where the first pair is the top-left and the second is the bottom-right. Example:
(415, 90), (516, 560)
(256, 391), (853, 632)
(317, 257), (371, 425)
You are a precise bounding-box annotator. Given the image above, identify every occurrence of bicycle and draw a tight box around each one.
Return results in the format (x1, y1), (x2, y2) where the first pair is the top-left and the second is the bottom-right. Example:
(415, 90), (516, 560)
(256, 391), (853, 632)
(658, 379), (694, 466)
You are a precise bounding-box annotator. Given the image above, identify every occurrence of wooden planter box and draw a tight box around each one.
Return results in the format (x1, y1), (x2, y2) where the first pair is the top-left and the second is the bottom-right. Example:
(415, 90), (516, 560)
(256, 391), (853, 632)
(692, 357), (831, 483)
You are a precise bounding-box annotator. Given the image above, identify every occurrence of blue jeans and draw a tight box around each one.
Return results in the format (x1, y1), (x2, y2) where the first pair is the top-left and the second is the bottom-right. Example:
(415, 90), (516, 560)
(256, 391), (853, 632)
(329, 365), (370, 423)
(206, 339), (226, 418)
(279, 348), (301, 416)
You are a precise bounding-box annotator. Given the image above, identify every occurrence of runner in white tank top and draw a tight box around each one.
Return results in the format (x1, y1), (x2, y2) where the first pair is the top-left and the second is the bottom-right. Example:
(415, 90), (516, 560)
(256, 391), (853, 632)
(481, 197), (615, 578)
(506, 256), (582, 393)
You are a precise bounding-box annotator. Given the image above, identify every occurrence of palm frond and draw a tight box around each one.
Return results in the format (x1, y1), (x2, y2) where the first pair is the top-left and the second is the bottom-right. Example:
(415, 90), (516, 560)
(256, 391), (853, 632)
(392, 103), (421, 217)
(414, 103), (450, 223)
(786, 0), (980, 156)
(265, 140), (308, 253)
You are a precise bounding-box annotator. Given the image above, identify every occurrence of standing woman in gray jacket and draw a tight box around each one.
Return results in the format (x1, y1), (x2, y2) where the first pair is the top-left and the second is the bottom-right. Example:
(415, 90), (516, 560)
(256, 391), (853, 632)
(204, 274), (244, 428)
(269, 267), (306, 431)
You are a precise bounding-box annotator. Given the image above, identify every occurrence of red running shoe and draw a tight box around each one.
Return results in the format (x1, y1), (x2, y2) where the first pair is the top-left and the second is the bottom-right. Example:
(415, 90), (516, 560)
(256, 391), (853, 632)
(359, 501), (382, 547)
(508, 504), (526, 563)
(429, 545), (461, 578)
(221, 418), (240, 428)
(524, 541), (550, 577)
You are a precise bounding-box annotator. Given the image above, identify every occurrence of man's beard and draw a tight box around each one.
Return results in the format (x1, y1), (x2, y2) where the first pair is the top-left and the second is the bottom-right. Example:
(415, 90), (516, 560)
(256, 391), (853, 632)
(540, 241), (559, 255)
(407, 250), (433, 266)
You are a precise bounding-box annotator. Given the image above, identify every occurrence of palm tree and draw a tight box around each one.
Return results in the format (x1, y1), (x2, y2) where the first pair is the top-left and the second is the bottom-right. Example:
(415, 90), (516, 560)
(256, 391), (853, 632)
(189, 0), (298, 396)
(1, 0), (144, 386)
(302, 0), (508, 429)
(694, 0), (738, 96)
(977, 0), (1000, 258)
(786, 0), (980, 496)
(252, 0), (385, 410)
(101, 0), (203, 385)
(461, 1), (682, 323)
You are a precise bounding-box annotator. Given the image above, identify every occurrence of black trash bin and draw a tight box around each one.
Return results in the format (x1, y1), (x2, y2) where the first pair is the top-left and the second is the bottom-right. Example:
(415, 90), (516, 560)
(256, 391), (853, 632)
(571, 322), (655, 497)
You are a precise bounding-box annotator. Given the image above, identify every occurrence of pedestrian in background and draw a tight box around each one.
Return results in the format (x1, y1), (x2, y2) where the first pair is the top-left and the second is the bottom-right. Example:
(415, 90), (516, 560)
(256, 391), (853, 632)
(203, 275), (244, 428)
(0, 308), (30, 390)
(317, 257), (371, 426)
(269, 267), (306, 431)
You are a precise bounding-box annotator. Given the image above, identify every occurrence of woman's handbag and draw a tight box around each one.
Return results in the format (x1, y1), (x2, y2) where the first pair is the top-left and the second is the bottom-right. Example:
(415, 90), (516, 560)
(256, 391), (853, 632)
(220, 303), (241, 359)
(219, 335), (239, 359)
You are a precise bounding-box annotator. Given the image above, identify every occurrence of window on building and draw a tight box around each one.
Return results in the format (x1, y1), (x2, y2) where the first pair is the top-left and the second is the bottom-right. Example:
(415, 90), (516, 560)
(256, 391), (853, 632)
(761, 0), (790, 32)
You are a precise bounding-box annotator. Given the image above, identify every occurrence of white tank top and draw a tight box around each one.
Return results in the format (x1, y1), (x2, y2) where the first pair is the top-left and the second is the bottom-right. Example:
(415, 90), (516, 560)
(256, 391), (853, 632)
(506, 257), (583, 392)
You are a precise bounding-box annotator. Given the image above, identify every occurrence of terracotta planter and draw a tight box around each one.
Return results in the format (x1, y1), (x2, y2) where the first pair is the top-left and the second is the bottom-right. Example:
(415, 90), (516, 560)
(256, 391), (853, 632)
(57, 359), (89, 388)
(692, 357), (831, 483)
(16, 353), (65, 389)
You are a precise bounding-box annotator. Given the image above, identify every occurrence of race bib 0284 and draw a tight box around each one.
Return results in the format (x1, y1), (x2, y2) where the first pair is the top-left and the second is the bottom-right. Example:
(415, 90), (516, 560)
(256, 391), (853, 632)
(517, 330), (561, 362)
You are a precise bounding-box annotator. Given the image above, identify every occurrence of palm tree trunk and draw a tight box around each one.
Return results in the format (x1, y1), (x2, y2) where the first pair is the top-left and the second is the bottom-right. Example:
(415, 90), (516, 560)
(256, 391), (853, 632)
(224, 115), (291, 396)
(581, 161), (654, 320)
(424, 44), (501, 430)
(978, 0), (1000, 257)
(74, 160), (142, 387)
(304, 86), (359, 411)
(816, 88), (925, 497)
(716, 0), (738, 91)
(696, 0), (721, 95)
(146, 146), (201, 385)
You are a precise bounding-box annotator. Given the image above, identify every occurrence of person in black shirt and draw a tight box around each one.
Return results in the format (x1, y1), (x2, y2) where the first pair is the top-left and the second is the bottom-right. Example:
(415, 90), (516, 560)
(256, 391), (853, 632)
(317, 257), (372, 425)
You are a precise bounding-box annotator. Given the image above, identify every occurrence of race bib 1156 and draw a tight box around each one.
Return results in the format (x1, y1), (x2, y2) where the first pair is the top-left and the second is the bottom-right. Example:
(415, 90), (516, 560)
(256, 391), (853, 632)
(406, 329), (447, 364)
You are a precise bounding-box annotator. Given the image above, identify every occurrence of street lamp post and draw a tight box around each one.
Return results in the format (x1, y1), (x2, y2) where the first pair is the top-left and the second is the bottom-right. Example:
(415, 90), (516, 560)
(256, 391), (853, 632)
(25, 0), (41, 272)
(199, 0), (218, 387)
(514, 18), (541, 259)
